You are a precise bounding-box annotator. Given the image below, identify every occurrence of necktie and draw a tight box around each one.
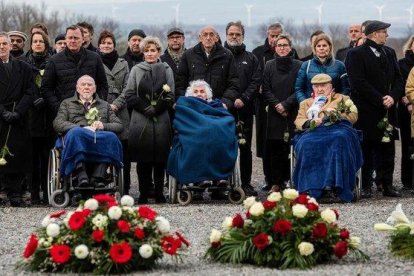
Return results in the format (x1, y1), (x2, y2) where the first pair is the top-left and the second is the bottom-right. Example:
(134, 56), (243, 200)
(84, 101), (91, 110)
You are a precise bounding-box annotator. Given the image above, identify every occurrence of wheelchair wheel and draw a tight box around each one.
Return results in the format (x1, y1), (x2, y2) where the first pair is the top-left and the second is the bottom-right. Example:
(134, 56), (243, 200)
(353, 170), (362, 202)
(50, 190), (70, 208)
(177, 190), (192, 206)
(228, 187), (245, 204)
(47, 148), (61, 205)
(168, 176), (178, 204)
(229, 153), (241, 187)
(115, 167), (124, 196)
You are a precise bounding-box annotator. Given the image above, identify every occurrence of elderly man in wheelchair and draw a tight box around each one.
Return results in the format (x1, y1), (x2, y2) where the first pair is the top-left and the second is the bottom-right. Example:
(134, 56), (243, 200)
(292, 74), (362, 203)
(166, 80), (244, 204)
(52, 75), (123, 192)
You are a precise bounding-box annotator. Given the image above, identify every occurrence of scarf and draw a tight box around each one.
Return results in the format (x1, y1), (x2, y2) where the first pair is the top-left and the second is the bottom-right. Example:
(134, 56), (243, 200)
(167, 47), (185, 65)
(27, 51), (49, 69)
(275, 52), (294, 73)
(100, 50), (119, 71)
(365, 38), (383, 51)
(224, 42), (246, 56)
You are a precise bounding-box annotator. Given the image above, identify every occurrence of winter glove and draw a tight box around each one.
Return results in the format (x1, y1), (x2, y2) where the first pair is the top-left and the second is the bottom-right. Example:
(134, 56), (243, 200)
(143, 105), (156, 118)
(2, 111), (20, 124)
(33, 97), (45, 110)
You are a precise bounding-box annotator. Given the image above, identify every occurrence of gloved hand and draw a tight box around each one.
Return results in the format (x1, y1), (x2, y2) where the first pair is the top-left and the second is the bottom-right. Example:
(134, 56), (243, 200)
(143, 105), (156, 118)
(33, 97), (45, 110)
(2, 111), (20, 124)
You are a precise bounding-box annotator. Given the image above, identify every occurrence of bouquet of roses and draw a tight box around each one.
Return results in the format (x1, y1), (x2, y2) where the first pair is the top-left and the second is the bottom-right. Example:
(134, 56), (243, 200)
(321, 97), (358, 127)
(206, 189), (367, 269)
(377, 111), (393, 143)
(18, 194), (189, 274)
(374, 203), (414, 259)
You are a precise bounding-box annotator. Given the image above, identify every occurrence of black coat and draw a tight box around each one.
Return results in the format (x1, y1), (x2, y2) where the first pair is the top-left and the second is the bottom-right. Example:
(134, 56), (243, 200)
(0, 57), (34, 173)
(41, 47), (108, 114)
(262, 56), (302, 140)
(346, 41), (403, 141)
(175, 42), (240, 109)
(160, 48), (183, 80)
(252, 38), (300, 70)
(121, 48), (144, 70)
(335, 43), (354, 62)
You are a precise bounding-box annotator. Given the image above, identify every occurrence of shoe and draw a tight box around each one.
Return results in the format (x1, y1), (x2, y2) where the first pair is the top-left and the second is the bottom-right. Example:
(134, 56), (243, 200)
(78, 178), (90, 188)
(361, 188), (372, 199)
(375, 181), (383, 192)
(213, 180), (228, 187)
(261, 181), (272, 191)
(383, 189), (401, 197)
(155, 194), (167, 203)
(195, 180), (211, 188)
(210, 191), (228, 200)
(242, 184), (258, 196)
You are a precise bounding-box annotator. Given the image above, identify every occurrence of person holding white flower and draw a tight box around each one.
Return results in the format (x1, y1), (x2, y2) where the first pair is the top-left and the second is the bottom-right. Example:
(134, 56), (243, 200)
(125, 36), (175, 204)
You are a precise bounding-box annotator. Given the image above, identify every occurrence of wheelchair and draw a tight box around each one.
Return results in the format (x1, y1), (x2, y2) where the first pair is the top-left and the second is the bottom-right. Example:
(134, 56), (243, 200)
(167, 152), (245, 206)
(47, 147), (124, 208)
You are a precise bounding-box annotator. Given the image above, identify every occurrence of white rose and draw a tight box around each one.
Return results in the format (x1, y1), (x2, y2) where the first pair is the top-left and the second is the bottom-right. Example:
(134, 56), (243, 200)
(348, 236), (361, 249)
(0, 158), (7, 165)
(381, 136), (390, 143)
(292, 204), (308, 218)
(386, 125), (393, 132)
(308, 197), (319, 205)
(46, 223), (60, 237)
(344, 99), (354, 107)
(387, 203), (410, 225)
(283, 188), (299, 200)
(249, 202), (265, 216)
(122, 206), (134, 214)
(108, 206), (122, 220)
(163, 84), (171, 92)
(139, 244), (153, 259)
(209, 229), (222, 243)
(155, 216), (171, 234)
(298, 242), (314, 256)
(267, 192), (282, 202)
(74, 244), (89, 259)
(84, 198), (99, 210)
(321, 208), (337, 223)
(374, 223), (396, 231)
(41, 215), (51, 227)
(349, 105), (358, 113)
(222, 217), (233, 229)
(243, 196), (256, 210)
(120, 195), (134, 207)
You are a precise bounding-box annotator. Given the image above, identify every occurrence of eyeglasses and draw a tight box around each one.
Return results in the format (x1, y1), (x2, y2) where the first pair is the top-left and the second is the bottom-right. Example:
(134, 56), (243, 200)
(169, 35), (183, 40)
(276, 44), (290, 48)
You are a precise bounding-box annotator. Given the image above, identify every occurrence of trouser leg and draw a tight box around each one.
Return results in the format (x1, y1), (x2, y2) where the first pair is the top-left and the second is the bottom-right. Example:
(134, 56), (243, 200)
(153, 162), (165, 197)
(121, 140), (131, 194)
(3, 173), (24, 201)
(137, 162), (152, 199)
(239, 113), (253, 186)
(376, 140), (395, 191)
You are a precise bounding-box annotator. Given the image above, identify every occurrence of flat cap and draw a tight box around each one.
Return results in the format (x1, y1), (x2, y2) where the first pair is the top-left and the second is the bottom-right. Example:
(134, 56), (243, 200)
(7, 31), (28, 42)
(54, 33), (65, 43)
(311, 73), (332, 84)
(364, 20), (391, 36)
(167, 27), (184, 37)
(128, 29), (146, 41)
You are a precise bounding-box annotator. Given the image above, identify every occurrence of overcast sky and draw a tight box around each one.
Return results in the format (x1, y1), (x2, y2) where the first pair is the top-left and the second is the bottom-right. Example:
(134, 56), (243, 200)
(9, 0), (414, 27)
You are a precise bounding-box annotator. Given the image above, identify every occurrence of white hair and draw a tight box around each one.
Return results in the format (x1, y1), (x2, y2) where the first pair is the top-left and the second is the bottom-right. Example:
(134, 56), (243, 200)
(77, 75), (95, 85)
(185, 80), (213, 101)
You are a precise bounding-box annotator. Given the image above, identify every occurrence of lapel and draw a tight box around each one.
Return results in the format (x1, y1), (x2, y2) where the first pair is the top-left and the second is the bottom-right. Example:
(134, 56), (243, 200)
(111, 59), (125, 76)
(0, 63), (8, 86)
(6, 58), (20, 95)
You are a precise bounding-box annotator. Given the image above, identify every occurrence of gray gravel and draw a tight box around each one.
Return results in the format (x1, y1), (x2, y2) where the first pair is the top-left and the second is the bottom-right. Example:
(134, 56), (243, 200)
(1, 141), (414, 275)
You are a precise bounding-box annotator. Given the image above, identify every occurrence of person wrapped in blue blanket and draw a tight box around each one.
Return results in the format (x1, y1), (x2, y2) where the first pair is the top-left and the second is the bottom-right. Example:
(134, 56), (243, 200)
(167, 80), (238, 187)
(293, 74), (362, 202)
(53, 75), (123, 188)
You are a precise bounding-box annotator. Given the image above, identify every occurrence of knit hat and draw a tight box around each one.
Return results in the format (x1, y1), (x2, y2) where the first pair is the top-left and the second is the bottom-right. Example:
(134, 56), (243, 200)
(128, 29), (146, 41)
(311, 74), (332, 84)
(7, 31), (28, 42)
(364, 20), (391, 36)
(54, 33), (65, 43)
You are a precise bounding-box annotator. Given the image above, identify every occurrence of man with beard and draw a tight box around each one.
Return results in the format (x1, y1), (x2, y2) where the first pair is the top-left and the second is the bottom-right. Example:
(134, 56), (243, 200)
(224, 21), (261, 196)
(336, 23), (362, 62)
(161, 27), (185, 79)
(7, 31), (27, 59)
(346, 20), (403, 198)
(122, 29), (146, 70)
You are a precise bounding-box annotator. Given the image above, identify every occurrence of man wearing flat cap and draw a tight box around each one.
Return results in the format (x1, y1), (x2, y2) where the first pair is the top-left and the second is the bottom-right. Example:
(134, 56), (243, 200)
(7, 31), (28, 59)
(122, 29), (146, 70)
(161, 27), (185, 78)
(346, 20), (403, 198)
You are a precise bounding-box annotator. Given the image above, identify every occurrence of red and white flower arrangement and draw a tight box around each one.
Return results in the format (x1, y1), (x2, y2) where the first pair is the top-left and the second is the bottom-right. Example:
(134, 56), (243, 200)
(206, 189), (368, 269)
(19, 194), (189, 274)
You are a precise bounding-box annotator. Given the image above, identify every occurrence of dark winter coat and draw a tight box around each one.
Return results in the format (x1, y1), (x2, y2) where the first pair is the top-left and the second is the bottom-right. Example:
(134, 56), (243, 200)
(346, 40), (403, 141)
(53, 94), (123, 135)
(160, 48), (185, 79)
(121, 48), (144, 70)
(125, 61), (175, 163)
(262, 56), (302, 140)
(252, 38), (300, 70)
(335, 42), (354, 62)
(41, 47), (108, 114)
(0, 57), (35, 173)
(175, 42), (239, 109)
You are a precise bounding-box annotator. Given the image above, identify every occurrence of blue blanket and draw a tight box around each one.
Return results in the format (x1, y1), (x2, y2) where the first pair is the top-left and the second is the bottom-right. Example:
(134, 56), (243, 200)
(56, 127), (123, 176)
(292, 121), (363, 202)
(166, 97), (238, 184)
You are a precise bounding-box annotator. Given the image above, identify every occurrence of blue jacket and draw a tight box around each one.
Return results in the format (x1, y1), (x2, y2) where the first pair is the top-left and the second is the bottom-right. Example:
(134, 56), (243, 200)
(295, 56), (350, 103)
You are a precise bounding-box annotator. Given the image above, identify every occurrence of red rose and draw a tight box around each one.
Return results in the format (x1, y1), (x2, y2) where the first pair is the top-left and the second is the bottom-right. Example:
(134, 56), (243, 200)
(245, 211), (251, 219)
(312, 223), (328, 239)
(92, 230), (105, 242)
(117, 220), (130, 233)
(334, 241), (348, 258)
(108, 201), (118, 208)
(232, 213), (244, 228)
(273, 219), (292, 235)
(161, 235), (182, 255)
(50, 244), (71, 264)
(176, 231), (190, 247)
(306, 202), (319, 211)
(68, 211), (86, 231)
(295, 194), (309, 205)
(134, 228), (145, 239)
(252, 233), (270, 250)
(82, 208), (91, 217)
(109, 242), (132, 264)
(23, 234), (38, 258)
(138, 206), (157, 221)
(263, 200), (277, 209)
(93, 194), (116, 203)
(339, 228), (350, 240)
(49, 210), (66, 219)
(332, 208), (339, 219)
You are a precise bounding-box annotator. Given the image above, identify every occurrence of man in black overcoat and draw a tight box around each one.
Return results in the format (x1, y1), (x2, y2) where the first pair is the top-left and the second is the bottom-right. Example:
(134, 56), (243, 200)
(0, 32), (35, 207)
(346, 20), (403, 198)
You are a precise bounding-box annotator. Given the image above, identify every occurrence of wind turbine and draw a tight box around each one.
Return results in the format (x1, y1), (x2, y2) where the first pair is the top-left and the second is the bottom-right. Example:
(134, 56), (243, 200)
(173, 4), (180, 27)
(245, 4), (254, 27)
(375, 5), (385, 21)
(315, 2), (323, 26)
(407, 5), (414, 27)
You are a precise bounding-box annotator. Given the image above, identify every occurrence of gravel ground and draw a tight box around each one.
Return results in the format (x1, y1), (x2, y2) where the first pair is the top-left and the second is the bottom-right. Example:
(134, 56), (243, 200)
(1, 140), (414, 275)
